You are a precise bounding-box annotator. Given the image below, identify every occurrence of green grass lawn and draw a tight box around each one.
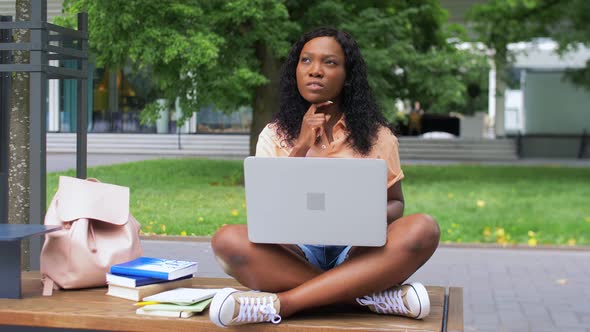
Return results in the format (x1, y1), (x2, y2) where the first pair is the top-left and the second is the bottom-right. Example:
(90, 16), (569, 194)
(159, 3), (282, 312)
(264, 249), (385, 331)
(47, 158), (590, 246)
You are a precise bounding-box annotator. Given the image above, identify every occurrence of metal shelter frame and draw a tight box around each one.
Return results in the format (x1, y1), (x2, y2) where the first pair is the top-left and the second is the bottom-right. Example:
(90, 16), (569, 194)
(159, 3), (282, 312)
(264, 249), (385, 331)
(0, 0), (88, 269)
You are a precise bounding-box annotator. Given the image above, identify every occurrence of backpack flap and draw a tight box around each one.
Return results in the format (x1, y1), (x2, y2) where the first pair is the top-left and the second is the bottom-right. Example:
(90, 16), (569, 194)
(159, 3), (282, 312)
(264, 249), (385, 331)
(56, 176), (130, 225)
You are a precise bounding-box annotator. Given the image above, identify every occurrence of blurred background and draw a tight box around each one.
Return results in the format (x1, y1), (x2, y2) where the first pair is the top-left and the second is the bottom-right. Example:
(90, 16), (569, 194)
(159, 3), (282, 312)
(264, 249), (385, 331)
(1, 0), (588, 160)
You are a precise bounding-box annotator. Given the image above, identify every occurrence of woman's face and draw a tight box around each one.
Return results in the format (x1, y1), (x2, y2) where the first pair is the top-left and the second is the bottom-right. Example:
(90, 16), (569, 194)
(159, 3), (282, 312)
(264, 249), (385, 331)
(296, 36), (346, 105)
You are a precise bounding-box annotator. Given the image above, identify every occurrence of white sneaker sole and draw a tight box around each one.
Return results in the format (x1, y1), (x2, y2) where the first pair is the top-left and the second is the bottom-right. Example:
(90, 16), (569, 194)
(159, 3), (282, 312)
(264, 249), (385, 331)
(408, 282), (430, 319)
(209, 287), (238, 327)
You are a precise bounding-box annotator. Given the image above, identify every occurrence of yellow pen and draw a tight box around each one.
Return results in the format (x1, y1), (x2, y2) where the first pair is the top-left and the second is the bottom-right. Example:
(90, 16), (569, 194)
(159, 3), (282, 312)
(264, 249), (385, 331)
(134, 301), (160, 307)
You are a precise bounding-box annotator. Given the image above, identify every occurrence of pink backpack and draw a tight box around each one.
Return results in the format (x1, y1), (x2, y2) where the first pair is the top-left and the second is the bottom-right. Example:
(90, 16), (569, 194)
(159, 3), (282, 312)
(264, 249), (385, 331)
(40, 176), (143, 295)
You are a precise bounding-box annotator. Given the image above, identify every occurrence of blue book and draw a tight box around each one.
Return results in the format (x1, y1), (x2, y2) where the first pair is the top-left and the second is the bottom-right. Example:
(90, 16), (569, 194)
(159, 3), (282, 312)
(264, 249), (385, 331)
(106, 272), (192, 288)
(110, 257), (198, 280)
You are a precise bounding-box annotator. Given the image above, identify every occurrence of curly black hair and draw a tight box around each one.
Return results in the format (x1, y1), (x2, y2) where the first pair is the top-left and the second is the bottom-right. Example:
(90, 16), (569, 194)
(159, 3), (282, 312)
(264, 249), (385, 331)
(271, 27), (390, 156)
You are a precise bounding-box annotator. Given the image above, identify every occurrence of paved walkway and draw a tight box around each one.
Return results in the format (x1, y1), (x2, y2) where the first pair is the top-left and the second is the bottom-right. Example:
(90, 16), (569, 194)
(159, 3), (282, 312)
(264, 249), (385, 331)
(142, 238), (590, 332)
(47, 153), (171, 172)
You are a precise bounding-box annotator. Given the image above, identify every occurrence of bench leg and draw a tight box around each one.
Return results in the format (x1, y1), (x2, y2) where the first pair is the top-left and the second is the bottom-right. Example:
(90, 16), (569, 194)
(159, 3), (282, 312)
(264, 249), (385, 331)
(0, 240), (22, 298)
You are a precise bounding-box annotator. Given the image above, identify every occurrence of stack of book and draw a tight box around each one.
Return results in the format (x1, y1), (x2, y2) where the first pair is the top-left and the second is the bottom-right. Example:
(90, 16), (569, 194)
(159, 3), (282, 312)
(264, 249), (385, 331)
(106, 257), (199, 302)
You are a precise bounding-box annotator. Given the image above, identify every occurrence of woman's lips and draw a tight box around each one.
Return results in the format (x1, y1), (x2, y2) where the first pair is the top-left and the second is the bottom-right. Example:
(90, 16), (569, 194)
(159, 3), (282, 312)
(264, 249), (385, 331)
(306, 82), (324, 91)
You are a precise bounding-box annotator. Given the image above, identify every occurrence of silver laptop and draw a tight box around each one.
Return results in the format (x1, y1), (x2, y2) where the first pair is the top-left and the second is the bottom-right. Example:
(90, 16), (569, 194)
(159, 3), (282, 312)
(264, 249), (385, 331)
(244, 157), (387, 246)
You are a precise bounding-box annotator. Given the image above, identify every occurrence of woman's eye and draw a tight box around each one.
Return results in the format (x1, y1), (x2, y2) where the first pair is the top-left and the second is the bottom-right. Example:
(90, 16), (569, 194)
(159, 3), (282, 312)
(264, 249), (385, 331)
(326, 60), (337, 65)
(300, 57), (310, 63)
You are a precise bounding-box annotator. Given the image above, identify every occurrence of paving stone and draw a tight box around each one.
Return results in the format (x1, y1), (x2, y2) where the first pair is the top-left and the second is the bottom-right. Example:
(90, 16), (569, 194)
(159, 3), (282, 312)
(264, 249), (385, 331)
(494, 298), (520, 308)
(473, 327), (499, 332)
(493, 287), (516, 295)
(553, 324), (590, 331)
(472, 313), (500, 325)
(516, 296), (542, 303)
(542, 290), (577, 303)
(498, 308), (525, 316)
(452, 276), (471, 283)
(508, 266), (528, 274)
(472, 303), (496, 314)
(500, 326), (531, 332)
(530, 328), (561, 332)
(498, 313), (527, 324)
(520, 302), (549, 315)
(572, 303), (590, 314)
(469, 285), (493, 293)
(496, 304), (522, 314)
(550, 311), (580, 325)
(471, 299), (496, 307)
(470, 293), (495, 301)
(578, 313), (590, 324)
(463, 324), (478, 332)
(527, 313), (556, 328)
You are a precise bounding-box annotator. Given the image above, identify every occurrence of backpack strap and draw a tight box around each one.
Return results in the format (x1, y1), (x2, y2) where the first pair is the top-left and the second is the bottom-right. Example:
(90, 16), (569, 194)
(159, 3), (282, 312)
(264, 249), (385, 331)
(41, 275), (56, 296)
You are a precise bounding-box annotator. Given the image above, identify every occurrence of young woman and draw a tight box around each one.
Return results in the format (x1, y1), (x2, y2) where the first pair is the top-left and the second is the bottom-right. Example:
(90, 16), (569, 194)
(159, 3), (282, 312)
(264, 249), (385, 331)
(209, 27), (440, 327)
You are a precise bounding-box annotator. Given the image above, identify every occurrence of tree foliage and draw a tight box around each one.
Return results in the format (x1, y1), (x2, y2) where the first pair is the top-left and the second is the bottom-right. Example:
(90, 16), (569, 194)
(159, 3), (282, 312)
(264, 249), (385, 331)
(467, 0), (590, 89)
(336, 2), (489, 115)
(58, 0), (488, 147)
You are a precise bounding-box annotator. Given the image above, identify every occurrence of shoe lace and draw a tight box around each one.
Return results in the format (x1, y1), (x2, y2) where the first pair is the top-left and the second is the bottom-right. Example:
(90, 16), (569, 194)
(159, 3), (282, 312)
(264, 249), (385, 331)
(356, 288), (408, 315)
(236, 295), (282, 324)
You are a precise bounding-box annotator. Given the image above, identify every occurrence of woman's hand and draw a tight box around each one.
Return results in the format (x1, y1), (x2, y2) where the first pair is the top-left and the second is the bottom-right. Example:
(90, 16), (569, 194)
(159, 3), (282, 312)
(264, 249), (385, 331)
(289, 101), (332, 157)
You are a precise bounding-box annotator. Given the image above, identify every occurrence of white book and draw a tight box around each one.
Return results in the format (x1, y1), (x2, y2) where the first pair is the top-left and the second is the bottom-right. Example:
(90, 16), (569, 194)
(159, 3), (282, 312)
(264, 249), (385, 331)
(106, 273), (166, 288)
(135, 307), (195, 318)
(105, 278), (194, 301)
(140, 298), (213, 312)
(143, 288), (220, 305)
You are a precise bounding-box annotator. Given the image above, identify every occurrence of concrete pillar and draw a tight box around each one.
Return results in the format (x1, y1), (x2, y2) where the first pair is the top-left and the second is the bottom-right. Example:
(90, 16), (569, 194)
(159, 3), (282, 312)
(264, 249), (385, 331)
(47, 60), (59, 131)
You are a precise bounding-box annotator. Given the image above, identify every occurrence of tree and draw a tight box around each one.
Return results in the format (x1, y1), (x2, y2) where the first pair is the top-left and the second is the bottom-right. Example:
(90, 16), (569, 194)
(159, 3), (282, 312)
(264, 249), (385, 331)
(9, 0), (31, 269)
(60, 0), (487, 153)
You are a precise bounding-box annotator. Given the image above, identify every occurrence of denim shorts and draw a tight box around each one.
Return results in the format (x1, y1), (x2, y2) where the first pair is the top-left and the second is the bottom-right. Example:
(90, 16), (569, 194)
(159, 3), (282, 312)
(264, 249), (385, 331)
(297, 244), (352, 270)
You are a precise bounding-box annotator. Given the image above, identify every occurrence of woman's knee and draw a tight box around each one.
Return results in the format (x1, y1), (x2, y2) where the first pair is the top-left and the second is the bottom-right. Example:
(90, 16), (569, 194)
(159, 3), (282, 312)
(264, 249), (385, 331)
(418, 213), (440, 247)
(211, 224), (250, 275)
(211, 224), (248, 257)
(389, 213), (440, 254)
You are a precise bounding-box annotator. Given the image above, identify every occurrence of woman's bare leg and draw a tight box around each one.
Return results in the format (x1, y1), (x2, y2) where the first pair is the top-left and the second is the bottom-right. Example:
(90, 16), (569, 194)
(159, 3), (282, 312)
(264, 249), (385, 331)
(211, 213), (439, 318)
(211, 224), (323, 292)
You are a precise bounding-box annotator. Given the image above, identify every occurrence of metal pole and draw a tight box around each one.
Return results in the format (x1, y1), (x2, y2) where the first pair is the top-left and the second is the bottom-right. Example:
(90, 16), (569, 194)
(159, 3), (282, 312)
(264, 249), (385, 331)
(579, 129), (587, 159)
(76, 13), (88, 179)
(178, 127), (181, 150)
(28, 0), (47, 270)
(0, 16), (12, 224)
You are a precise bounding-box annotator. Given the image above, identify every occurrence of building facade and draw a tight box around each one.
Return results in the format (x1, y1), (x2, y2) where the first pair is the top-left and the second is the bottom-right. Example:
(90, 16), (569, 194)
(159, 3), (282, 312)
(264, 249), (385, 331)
(504, 41), (590, 158)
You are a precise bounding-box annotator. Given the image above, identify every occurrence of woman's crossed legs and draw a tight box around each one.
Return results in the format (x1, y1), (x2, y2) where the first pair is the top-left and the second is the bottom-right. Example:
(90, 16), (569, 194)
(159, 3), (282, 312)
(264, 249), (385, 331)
(210, 213), (440, 320)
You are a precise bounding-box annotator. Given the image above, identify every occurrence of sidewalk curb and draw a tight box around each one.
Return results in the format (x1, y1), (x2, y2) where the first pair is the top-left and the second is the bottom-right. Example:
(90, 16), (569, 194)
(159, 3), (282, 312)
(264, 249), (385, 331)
(437, 242), (590, 252)
(141, 235), (212, 243)
(140, 235), (590, 251)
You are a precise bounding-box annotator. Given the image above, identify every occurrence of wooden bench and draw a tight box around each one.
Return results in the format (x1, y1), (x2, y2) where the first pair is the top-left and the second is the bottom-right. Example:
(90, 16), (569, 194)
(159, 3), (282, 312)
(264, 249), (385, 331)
(0, 272), (463, 331)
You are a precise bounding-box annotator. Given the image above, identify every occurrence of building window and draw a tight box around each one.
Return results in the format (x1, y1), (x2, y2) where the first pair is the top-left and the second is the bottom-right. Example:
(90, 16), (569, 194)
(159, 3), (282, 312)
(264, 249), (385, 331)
(56, 64), (252, 134)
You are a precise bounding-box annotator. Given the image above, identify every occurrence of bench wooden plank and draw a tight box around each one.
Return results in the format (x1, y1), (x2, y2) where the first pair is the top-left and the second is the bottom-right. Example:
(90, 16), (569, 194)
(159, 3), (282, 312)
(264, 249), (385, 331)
(0, 272), (460, 331)
(446, 287), (464, 332)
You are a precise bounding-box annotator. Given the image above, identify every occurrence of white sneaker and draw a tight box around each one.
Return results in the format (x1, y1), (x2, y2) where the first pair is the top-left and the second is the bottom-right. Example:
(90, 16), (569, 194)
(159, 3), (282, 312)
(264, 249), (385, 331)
(356, 282), (430, 319)
(209, 288), (282, 327)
